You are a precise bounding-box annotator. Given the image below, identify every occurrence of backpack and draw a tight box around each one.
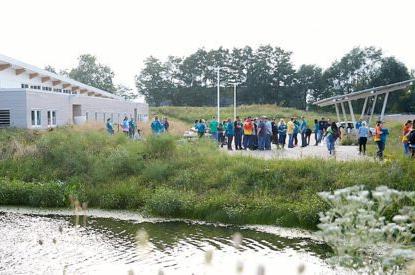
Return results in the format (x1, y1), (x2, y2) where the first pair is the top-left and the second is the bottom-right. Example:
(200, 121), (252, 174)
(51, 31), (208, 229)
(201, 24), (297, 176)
(409, 130), (415, 144)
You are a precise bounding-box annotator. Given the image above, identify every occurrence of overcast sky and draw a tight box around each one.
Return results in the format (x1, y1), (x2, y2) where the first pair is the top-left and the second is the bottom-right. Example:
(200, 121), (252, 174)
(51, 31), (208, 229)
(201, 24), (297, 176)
(2, 0), (414, 91)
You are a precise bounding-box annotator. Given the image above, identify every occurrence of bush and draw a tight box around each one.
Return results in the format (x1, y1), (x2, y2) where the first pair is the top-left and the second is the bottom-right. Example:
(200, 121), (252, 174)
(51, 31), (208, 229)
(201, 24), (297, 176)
(144, 134), (176, 159)
(146, 187), (192, 217)
(1, 127), (414, 229)
(0, 179), (67, 207)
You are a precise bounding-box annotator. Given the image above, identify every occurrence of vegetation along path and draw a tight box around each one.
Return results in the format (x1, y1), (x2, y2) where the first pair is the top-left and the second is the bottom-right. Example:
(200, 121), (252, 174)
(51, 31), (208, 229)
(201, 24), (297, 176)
(1, 127), (414, 231)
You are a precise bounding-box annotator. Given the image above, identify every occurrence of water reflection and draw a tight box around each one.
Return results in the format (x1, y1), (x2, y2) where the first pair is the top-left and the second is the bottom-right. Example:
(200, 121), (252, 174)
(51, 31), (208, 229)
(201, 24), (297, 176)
(0, 207), (341, 275)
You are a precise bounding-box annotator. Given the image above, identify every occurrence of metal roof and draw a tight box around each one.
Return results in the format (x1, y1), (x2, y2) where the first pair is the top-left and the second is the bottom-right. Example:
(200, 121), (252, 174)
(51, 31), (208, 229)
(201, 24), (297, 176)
(313, 79), (414, 107)
(0, 53), (123, 100)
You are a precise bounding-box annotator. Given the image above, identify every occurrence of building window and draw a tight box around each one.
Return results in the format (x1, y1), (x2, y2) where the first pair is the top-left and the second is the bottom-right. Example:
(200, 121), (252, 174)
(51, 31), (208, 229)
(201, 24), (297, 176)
(47, 110), (57, 127)
(94, 112), (98, 121)
(53, 88), (62, 93)
(30, 85), (41, 90)
(0, 110), (10, 128)
(85, 112), (89, 121)
(31, 110), (41, 127)
(21, 84), (29, 89)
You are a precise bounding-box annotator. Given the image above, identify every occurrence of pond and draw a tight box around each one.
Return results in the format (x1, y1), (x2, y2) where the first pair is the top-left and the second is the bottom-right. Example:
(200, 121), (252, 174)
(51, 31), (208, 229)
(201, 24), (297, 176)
(0, 207), (345, 275)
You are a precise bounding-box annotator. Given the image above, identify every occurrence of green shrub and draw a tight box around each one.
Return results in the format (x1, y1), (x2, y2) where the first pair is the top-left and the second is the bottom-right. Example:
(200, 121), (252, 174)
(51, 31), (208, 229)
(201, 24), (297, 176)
(0, 127), (414, 230)
(144, 134), (176, 159)
(146, 187), (192, 217)
(0, 179), (66, 207)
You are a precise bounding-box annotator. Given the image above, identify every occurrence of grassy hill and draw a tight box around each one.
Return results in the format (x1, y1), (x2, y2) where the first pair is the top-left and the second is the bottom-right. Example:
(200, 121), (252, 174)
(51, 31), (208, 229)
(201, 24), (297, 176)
(152, 105), (335, 124)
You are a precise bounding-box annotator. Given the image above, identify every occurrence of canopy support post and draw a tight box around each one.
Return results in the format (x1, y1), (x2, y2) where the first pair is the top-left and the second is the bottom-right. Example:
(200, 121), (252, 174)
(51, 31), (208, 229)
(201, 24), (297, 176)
(360, 97), (368, 120)
(335, 103), (341, 122)
(340, 102), (347, 121)
(368, 94), (378, 125)
(380, 92), (389, 122)
(348, 100), (356, 125)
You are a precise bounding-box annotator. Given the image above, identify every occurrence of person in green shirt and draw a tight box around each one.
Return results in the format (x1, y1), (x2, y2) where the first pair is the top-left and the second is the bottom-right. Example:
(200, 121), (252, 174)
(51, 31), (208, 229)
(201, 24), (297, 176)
(209, 116), (219, 141)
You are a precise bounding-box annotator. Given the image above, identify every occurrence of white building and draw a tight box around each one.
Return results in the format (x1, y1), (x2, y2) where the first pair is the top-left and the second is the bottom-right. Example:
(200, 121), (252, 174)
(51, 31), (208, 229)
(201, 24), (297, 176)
(0, 54), (148, 129)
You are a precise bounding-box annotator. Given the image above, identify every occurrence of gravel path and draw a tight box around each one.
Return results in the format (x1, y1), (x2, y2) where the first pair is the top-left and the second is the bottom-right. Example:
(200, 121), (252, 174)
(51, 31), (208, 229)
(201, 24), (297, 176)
(223, 137), (370, 161)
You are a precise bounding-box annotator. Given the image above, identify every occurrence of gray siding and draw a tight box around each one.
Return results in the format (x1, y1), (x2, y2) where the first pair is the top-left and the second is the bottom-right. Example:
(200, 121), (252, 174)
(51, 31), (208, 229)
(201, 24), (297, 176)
(0, 89), (27, 128)
(1, 89), (148, 129)
(26, 90), (72, 128)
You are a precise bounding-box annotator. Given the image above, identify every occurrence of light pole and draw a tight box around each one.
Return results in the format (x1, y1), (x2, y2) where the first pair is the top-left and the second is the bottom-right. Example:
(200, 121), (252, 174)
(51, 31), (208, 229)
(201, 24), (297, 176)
(212, 66), (236, 123)
(233, 83), (237, 121)
(216, 67), (220, 123)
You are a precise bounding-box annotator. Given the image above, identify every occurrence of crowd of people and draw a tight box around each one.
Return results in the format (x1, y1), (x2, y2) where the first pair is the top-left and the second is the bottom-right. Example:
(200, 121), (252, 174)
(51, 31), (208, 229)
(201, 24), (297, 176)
(150, 116), (169, 134)
(105, 116), (143, 140)
(402, 120), (415, 158)
(108, 114), (415, 160)
(193, 116), (345, 155)
(192, 116), (415, 159)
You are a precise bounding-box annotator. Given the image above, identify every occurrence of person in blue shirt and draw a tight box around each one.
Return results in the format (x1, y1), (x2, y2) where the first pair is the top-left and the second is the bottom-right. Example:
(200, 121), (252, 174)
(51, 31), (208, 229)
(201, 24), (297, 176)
(225, 118), (234, 150)
(196, 119), (206, 138)
(313, 119), (320, 146)
(300, 116), (308, 147)
(355, 120), (362, 130)
(277, 119), (287, 149)
(128, 116), (136, 138)
(151, 116), (164, 135)
(233, 116), (243, 150)
(374, 121), (389, 160)
(264, 117), (272, 150)
(357, 121), (369, 155)
(293, 118), (300, 146)
(106, 118), (114, 135)
(122, 116), (130, 136)
(257, 117), (267, 150)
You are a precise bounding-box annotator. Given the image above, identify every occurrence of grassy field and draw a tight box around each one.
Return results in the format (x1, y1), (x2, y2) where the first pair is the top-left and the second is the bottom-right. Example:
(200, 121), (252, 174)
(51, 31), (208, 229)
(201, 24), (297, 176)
(152, 105), (335, 124)
(0, 126), (414, 230)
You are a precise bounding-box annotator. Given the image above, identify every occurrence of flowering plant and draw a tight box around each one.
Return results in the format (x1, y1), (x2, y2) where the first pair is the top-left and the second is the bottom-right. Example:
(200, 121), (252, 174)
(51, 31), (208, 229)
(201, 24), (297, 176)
(317, 185), (415, 273)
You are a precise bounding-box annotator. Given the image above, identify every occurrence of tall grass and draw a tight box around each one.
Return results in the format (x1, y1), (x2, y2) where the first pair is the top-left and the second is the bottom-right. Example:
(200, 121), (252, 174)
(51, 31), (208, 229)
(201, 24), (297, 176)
(0, 127), (414, 229)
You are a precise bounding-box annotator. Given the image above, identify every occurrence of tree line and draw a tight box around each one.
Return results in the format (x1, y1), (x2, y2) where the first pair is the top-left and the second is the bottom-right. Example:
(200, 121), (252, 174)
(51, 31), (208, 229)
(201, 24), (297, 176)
(135, 46), (415, 113)
(45, 47), (415, 113)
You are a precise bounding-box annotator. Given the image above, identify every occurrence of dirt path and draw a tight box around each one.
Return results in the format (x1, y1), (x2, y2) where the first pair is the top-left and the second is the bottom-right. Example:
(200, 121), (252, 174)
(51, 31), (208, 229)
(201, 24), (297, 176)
(223, 136), (370, 161)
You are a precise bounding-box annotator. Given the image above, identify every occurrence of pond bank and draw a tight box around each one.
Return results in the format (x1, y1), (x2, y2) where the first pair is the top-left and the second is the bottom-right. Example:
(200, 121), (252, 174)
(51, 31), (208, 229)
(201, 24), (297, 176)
(1, 128), (414, 230)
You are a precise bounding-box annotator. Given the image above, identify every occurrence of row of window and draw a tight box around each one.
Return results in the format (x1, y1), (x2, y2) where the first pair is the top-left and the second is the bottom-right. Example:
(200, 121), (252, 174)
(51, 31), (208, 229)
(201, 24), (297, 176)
(31, 110), (56, 127)
(0, 109), (146, 128)
(21, 84), (75, 94)
(85, 112), (146, 123)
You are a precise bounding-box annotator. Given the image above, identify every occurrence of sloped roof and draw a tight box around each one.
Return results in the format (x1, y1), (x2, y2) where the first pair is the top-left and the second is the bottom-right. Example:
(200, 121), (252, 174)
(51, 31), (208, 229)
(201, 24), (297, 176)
(0, 53), (123, 100)
(313, 79), (414, 107)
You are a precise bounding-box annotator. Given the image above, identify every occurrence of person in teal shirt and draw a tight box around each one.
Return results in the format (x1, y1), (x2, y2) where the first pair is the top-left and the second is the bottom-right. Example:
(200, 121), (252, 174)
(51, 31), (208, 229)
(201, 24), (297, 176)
(209, 116), (219, 140)
(196, 119), (206, 138)
(300, 116), (308, 147)
(151, 116), (164, 135)
(293, 118), (300, 146)
(106, 118), (114, 135)
(225, 118), (234, 150)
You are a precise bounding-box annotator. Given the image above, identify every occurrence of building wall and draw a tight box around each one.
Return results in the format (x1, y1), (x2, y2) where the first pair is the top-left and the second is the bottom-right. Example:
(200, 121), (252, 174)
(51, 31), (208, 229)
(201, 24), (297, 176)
(71, 94), (149, 125)
(26, 90), (72, 128)
(0, 65), (149, 129)
(0, 89), (148, 129)
(0, 89), (27, 128)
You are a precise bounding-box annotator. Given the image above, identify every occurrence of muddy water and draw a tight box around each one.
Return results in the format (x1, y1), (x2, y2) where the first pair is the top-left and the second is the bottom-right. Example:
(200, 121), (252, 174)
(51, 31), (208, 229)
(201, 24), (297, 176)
(0, 207), (343, 275)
